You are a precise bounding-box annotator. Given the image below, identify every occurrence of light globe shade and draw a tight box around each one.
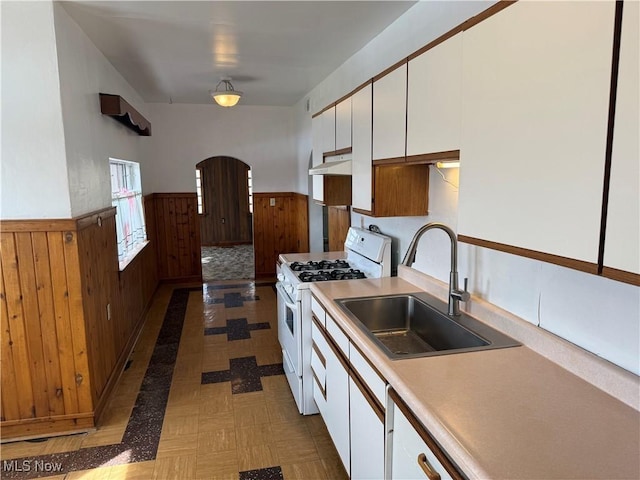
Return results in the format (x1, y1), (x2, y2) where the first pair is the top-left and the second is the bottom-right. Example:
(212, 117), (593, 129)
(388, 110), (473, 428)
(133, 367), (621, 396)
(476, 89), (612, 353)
(211, 91), (242, 107)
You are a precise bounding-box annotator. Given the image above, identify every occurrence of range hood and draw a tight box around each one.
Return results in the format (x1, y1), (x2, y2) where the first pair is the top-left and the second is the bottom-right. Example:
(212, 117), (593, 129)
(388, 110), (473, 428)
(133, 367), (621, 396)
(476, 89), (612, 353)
(309, 153), (352, 176)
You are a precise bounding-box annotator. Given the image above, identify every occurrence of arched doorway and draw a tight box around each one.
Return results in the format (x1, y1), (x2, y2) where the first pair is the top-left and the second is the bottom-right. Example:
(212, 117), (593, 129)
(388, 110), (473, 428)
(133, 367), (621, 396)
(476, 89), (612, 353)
(196, 156), (254, 280)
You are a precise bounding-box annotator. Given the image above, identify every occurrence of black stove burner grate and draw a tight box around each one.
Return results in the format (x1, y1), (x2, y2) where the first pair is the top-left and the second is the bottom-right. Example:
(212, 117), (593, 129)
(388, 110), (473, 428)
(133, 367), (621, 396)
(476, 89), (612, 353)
(290, 259), (351, 272)
(298, 268), (366, 283)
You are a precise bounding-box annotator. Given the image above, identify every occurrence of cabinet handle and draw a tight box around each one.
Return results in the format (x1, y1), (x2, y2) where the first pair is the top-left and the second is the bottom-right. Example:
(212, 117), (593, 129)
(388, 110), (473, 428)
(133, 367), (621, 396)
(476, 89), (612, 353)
(417, 453), (441, 480)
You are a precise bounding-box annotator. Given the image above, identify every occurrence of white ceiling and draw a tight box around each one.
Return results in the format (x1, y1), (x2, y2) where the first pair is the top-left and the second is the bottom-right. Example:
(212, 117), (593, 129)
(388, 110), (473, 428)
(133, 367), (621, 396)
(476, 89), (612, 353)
(60, 1), (416, 106)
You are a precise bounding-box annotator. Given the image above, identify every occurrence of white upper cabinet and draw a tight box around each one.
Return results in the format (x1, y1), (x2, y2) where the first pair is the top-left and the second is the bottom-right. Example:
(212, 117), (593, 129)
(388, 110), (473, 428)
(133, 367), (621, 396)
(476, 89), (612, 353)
(604, 1), (639, 277)
(312, 114), (324, 202)
(373, 63), (407, 161)
(335, 97), (352, 151)
(352, 83), (373, 211)
(321, 107), (336, 154)
(407, 33), (462, 156)
(458, 1), (615, 265)
(312, 114), (323, 167)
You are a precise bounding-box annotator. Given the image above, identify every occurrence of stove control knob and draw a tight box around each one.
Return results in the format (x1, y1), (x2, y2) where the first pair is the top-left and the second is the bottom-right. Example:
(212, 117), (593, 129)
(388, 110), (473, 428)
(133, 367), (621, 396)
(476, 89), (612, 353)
(285, 285), (295, 296)
(277, 273), (285, 282)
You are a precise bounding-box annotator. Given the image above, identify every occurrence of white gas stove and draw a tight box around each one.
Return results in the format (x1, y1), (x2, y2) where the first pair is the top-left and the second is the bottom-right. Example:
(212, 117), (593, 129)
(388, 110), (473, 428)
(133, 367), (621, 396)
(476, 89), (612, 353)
(276, 227), (392, 414)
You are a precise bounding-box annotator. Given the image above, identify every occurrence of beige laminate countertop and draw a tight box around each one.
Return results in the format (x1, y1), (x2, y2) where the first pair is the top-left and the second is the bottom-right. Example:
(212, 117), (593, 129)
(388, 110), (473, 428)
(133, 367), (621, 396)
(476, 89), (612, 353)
(310, 276), (640, 480)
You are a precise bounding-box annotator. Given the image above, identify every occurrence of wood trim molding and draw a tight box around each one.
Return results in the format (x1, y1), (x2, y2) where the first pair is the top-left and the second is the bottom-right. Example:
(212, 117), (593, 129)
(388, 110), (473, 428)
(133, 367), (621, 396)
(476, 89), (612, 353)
(1, 207), (117, 233)
(1, 415), (95, 442)
(313, 2), (517, 117)
(408, 2), (516, 61)
(100, 93), (151, 136)
(458, 235), (599, 275)
(406, 150), (460, 164)
(349, 367), (384, 423)
(312, 103), (337, 118)
(373, 58), (408, 83)
(0, 219), (77, 232)
(150, 192), (197, 198)
(312, 371), (326, 400)
(460, 0), (517, 32)
(335, 80), (372, 108)
(389, 389), (465, 480)
(312, 342), (326, 367)
(323, 147), (353, 158)
(75, 207), (117, 231)
(352, 207), (373, 216)
(372, 156), (407, 166)
(601, 266), (640, 287)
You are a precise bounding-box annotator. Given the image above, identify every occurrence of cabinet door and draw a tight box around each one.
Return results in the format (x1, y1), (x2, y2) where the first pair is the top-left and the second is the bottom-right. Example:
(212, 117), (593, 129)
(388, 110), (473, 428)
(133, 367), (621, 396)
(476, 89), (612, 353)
(349, 377), (384, 480)
(322, 107), (336, 154)
(458, 1), (615, 265)
(604, 1), (639, 279)
(336, 97), (352, 151)
(325, 338), (350, 472)
(373, 63), (407, 161)
(352, 83), (373, 211)
(391, 404), (453, 480)
(312, 115), (324, 202)
(407, 33), (462, 156)
(313, 318), (350, 472)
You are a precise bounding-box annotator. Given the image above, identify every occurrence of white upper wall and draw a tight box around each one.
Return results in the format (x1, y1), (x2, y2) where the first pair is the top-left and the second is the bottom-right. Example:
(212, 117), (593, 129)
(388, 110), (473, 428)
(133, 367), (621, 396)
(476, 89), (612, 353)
(53, 3), (148, 217)
(1, 1), (71, 219)
(141, 103), (297, 194)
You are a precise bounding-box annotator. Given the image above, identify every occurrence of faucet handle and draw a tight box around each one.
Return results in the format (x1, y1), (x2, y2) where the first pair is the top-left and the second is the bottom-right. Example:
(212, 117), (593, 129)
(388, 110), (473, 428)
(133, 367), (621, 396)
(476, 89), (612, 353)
(460, 277), (470, 302)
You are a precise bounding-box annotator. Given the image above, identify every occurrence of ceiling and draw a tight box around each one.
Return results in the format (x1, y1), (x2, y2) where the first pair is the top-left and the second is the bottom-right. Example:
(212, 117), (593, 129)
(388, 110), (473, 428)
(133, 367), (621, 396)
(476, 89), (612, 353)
(61, 1), (416, 106)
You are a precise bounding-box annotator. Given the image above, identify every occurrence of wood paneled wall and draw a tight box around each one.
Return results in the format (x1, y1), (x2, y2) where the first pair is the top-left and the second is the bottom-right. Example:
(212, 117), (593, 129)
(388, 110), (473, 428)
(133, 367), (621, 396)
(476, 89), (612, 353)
(0, 205), (159, 441)
(148, 193), (202, 283)
(253, 192), (309, 277)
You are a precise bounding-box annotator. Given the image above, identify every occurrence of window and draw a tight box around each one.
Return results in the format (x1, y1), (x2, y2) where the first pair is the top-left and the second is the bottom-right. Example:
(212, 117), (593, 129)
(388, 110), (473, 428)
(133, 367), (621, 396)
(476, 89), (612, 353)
(110, 159), (147, 268)
(196, 168), (204, 214)
(247, 169), (253, 214)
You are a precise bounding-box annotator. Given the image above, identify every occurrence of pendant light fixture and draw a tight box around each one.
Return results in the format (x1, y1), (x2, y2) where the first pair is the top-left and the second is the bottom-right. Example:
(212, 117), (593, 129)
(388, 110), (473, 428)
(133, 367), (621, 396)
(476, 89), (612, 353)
(209, 77), (243, 107)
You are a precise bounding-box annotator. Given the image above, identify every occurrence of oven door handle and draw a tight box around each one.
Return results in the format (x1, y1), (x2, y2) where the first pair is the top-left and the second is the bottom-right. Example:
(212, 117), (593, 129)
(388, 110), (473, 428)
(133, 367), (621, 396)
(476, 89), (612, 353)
(276, 283), (298, 311)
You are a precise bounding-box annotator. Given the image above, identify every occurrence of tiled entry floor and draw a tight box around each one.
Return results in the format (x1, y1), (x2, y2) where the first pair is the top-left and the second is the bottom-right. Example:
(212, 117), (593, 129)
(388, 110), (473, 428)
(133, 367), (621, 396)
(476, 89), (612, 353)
(0, 282), (348, 480)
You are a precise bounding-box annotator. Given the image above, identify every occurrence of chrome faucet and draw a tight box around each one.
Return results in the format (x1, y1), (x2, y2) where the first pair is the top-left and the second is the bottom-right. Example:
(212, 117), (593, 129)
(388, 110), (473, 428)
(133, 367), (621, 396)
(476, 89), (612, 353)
(401, 222), (470, 316)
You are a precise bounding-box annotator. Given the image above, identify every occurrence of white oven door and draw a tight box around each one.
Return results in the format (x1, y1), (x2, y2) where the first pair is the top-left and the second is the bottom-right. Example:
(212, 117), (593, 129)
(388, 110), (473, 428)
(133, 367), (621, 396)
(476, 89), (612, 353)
(276, 282), (301, 376)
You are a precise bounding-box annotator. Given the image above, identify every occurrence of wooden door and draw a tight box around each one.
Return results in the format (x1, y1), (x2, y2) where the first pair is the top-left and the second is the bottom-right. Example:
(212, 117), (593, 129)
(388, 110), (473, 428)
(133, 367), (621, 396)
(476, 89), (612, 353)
(197, 156), (252, 245)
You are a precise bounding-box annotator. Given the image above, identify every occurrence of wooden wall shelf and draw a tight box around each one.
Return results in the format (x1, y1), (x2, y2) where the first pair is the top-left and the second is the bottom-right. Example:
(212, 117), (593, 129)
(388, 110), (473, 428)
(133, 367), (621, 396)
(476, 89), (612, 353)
(99, 93), (151, 136)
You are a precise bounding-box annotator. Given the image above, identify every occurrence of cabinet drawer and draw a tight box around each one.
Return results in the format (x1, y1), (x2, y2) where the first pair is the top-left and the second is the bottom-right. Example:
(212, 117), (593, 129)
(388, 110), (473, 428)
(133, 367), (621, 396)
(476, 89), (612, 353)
(392, 406), (453, 480)
(311, 296), (326, 327)
(326, 313), (349, 356)
(350, 344), (386, 408)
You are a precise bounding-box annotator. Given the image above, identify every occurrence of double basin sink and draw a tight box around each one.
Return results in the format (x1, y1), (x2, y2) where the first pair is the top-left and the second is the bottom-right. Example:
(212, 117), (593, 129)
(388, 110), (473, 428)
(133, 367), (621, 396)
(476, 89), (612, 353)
(336, 292), (519, 359)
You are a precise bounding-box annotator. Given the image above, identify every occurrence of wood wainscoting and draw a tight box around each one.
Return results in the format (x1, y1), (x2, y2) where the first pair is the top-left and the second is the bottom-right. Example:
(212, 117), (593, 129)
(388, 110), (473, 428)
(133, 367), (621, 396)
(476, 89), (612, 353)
(147, 193), (202, 283)
(253, 193), (309, 277)
(0, 205), (159, 441)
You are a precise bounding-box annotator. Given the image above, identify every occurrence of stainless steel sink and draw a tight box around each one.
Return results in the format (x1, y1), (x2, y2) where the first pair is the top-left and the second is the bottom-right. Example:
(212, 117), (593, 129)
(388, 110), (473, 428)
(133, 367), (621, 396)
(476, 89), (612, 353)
(336, 292), (520, 359)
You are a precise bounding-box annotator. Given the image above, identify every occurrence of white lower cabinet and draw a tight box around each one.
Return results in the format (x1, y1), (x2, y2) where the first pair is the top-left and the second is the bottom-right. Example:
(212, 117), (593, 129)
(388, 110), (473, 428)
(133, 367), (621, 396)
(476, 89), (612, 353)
(389, 395), (460, 480)
(349, 376), (384, 480)
(311, 300), (387, 478)
(311, 317), (350, 472)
